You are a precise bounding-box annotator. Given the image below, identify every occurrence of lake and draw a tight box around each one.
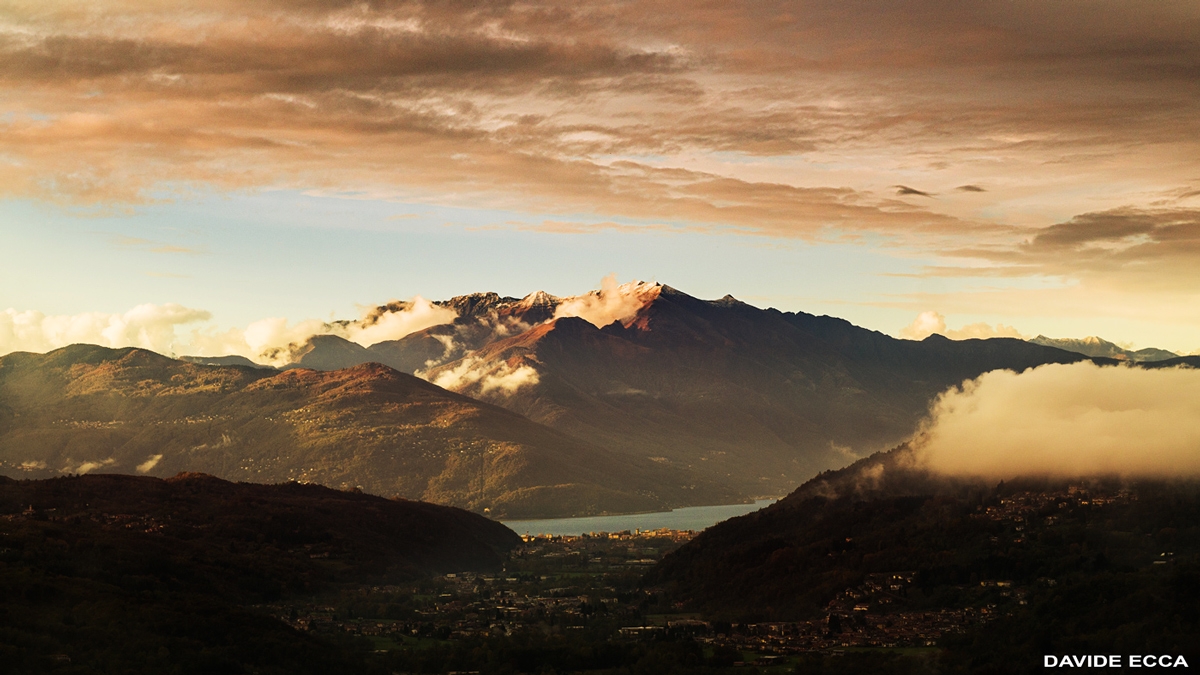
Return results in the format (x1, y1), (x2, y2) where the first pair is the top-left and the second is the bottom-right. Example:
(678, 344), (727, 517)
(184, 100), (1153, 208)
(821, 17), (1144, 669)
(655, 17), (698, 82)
(501, 498), (778, 536)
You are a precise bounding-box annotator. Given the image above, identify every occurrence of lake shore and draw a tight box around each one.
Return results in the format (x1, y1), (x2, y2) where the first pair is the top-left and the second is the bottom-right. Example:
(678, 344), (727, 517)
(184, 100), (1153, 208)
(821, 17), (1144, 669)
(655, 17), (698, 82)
(501, 498), (779, 536)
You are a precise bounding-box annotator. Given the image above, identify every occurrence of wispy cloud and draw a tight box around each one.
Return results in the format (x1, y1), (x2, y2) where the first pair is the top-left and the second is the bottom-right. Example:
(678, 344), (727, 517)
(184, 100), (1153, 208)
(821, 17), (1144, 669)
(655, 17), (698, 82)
(515, 219), (708, 235)
(111, 235), (202, 254)
(554, 275), (660, 327)
(894, 185), (934, 198)
(0, 296), (457, 366)
(898, 310), (1023, 341)
(1, 0), (1199, 302)
(922, 207), (1200, 293)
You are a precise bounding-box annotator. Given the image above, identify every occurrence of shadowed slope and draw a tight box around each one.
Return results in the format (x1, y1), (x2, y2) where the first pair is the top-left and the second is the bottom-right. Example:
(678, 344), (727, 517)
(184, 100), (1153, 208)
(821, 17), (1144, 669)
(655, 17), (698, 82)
(0, 472), (521, 578)
(0, 472), (519, 672)
(646, 444), (1200, 656)
(0, 346), (728, 518)
(426, 285), (1091, 497)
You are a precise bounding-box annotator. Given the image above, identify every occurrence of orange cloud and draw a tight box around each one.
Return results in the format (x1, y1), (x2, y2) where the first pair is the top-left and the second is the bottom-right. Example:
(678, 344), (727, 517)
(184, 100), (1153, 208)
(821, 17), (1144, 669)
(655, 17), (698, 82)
(1, 0), (1199, 293)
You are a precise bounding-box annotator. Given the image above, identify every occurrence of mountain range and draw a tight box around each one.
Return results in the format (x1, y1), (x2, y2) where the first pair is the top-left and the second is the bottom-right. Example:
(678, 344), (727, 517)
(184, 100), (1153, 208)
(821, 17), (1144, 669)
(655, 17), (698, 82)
(1029, 335), (1179, 362)
(0, 345), (729, 518)
(237, 283), (1098, 497)
(6, 283), (1195, 518)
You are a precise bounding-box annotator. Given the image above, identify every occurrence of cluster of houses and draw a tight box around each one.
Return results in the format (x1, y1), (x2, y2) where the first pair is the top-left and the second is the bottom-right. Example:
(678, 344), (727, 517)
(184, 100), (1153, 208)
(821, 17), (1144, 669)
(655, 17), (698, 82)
(269, 528), (696, 643)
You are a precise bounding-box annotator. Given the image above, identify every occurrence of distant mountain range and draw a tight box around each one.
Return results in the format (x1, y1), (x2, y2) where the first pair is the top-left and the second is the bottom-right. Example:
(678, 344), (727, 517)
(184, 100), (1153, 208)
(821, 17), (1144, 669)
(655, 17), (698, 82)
(1028, 335), (1179, 361)
(6, 283), (1196, 517)
(255, 283), (1096, 497)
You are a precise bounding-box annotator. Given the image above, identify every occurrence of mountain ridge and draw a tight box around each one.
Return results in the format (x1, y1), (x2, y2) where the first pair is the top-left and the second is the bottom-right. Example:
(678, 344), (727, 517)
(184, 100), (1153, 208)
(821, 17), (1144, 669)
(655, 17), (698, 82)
(645, 443), (1200, 629)
(420, 286), (1095, 495)
(0, 345), (733, 518)
(7, 284), (1175, 514)
(1029, 334), (1179, 362)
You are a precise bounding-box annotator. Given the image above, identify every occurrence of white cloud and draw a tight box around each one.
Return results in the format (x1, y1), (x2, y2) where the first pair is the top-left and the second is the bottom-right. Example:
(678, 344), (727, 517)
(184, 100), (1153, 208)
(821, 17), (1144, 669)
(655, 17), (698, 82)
(185, 295), (456, 366)
(914, 362), (1200, 477)
(553, 275), (660, 328)
(342, 296), (456, 346)
(899, 310), (946, 340)
(487, 314), (532, 338)
(186, 317), (328, 366)
(72, 458), (116, 475)
(2, 296), (457, 368)
(424, 333), (458, 369)
(136, 454), (163, 474)
(0, 304), (212, 356)
(899, 310), (1024, 341)
(430, 355), (540, 395)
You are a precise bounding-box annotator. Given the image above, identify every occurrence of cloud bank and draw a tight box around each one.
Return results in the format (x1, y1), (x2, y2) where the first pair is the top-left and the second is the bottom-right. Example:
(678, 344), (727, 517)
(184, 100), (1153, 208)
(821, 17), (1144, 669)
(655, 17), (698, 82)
(915, 362), (1200, 478)
(1, 304), (212, 356)
(1, 297), (456, 366)
(899, 311), (1023, 341)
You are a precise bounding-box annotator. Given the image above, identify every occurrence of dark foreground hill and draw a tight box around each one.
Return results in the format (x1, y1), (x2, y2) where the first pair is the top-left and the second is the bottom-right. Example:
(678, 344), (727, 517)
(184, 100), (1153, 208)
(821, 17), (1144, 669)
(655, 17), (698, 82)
(0, 473), (519, 674)
(645, 452), (1200, 668)
(0, 345), (732, 518)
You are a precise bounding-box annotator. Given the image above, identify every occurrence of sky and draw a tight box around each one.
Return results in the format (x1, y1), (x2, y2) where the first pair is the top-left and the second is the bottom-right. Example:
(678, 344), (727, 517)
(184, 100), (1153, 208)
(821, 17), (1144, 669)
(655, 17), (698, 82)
(3, 0), (1200, 356)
